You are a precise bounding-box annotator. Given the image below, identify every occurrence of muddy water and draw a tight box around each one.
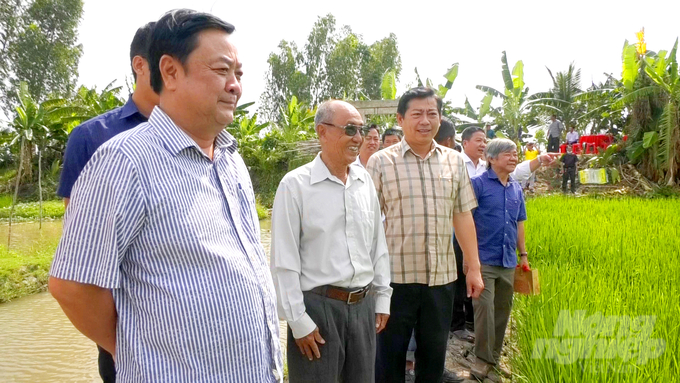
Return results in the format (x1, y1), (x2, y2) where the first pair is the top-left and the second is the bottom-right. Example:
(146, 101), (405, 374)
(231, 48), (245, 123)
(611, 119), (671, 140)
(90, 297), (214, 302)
(0, 219), (284, 382)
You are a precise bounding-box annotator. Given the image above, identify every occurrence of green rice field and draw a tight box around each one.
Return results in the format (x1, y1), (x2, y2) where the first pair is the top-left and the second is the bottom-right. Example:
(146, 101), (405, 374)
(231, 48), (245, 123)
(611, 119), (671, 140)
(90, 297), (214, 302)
(512, 197), (680, 382)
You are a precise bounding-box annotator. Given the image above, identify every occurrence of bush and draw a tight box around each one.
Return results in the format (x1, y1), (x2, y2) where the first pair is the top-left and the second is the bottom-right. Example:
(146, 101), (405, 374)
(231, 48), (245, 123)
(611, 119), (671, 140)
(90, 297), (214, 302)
(0, 200), (65, 220)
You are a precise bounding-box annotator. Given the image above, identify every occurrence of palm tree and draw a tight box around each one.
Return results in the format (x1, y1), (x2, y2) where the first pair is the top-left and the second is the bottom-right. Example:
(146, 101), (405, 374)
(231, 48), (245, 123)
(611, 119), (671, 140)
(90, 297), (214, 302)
(544, 63), (583, 131)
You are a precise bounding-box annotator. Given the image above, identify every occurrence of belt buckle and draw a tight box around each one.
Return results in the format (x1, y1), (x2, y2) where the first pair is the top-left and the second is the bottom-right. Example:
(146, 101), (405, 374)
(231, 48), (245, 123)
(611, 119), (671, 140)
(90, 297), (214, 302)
(346, 286), (366, 305)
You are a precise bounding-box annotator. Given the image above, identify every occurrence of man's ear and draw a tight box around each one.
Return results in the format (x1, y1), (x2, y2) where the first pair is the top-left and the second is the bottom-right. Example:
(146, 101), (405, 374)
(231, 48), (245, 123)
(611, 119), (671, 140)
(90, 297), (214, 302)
(132, 56), (146, 78)
(316, 125), (326, 141)
(396, 113), (404, 126)
(159, 54), (181, 91)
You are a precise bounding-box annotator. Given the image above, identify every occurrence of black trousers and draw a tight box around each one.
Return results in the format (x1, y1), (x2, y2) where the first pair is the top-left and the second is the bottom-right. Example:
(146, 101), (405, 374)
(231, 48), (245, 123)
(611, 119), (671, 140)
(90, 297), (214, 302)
(97, 345), (116, 383)
(547, 136), (560, 152)
(563, 167), (576, 192)
(451, 237), (474, 332)
(376, 283), (454, 383)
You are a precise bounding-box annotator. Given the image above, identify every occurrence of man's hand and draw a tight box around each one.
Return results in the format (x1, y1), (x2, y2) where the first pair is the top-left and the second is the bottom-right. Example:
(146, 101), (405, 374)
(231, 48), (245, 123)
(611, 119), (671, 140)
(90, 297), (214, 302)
(294, 327), (326, 361)
(466, 267), (484, 299)
(375, 313), (389, 334)
(539, 153), (560, 166)
(519, 256), (530, 272)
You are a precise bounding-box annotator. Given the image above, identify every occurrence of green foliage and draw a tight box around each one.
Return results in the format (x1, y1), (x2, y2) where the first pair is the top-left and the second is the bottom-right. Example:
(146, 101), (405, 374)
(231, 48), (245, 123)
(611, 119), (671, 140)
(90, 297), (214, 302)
(1, 0), (83, 112)
(260, 14), (401, 121)
(0, 220), (61, 302)
(0, 200), (64, 220)
(477, 51), (556, 142)
(513, 197), (680, 382)
(380, 69), (397, 100)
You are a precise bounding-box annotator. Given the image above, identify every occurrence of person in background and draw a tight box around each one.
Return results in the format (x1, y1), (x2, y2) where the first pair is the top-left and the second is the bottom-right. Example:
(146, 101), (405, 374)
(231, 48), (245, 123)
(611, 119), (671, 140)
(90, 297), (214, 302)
(485, 124), (496, 139)
(55, 21), (159, 383)
(49, 10), (282, 382)
(461, 127), (557, 183)
(566, 125), (579, 146)
(382, 127), (403, 148)
(434, 116), (456, 149)
(561, 144), (578, 193)
(547, 114), (564, 152)
(355, 123), (380, 168)
(469, 139), (530, 382)
(271, 100), (392, 382)
(369, 87), (483, 383)
(523, 142), (539, 192)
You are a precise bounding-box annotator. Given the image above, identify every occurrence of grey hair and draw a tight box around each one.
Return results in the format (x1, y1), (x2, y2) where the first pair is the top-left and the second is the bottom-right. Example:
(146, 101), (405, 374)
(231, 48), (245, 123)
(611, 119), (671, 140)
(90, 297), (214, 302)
(485, 138), (517, 169)
(314, 100), (336, 134)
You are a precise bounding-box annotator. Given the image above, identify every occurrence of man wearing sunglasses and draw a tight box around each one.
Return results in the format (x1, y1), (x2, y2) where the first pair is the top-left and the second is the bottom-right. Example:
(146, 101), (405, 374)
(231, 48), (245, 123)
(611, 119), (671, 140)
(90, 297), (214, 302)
(271, 100), (392, 382)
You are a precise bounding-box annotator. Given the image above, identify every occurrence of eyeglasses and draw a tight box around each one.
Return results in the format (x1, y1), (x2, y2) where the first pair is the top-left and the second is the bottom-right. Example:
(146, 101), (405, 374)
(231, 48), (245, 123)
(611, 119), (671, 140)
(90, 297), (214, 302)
(320, 122), (368, 137)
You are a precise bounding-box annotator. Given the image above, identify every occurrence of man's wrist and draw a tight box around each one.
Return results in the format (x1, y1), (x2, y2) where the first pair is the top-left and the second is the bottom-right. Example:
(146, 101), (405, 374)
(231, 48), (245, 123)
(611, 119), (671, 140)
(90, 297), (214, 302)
(519, 252), (528, 257)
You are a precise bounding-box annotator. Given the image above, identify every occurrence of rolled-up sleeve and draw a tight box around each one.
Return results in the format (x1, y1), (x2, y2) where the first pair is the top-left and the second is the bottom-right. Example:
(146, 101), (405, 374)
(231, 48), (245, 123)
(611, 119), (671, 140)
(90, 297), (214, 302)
(511, 160), (533, 183)
(270, 181), (316, 339)
(50, 145), (146, 288)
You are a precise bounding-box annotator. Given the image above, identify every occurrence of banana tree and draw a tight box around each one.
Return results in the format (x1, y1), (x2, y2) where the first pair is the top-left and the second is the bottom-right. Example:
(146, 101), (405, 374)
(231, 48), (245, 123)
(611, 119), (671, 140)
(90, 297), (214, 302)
(451, 92), (497, 129)
(477, 51), (563, 143)
(413, 63), (460, 99)
(615, 38), (680, 185)
(8, 82), (78, 238)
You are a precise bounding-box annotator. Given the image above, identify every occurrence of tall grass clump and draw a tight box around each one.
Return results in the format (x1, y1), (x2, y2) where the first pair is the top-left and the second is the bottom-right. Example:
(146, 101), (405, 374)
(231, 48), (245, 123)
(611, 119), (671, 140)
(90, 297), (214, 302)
(512, 196), (679, 382)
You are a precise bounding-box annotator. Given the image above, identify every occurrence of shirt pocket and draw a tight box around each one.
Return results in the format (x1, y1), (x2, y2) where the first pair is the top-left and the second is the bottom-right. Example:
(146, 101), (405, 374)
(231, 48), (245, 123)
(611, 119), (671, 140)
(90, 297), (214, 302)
(437, 174), (457, 216)
(506, 198), (521, 221)
(361, 209), (375, 250)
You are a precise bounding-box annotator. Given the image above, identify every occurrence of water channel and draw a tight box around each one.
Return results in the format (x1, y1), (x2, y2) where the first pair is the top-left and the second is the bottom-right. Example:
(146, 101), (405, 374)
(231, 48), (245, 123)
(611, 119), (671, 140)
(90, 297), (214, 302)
(0, 219), (284, 382)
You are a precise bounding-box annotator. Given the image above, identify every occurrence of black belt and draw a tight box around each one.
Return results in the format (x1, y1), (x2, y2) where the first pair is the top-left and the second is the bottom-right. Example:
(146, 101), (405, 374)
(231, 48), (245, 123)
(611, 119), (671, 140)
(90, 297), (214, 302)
(310, 285), (370, 305)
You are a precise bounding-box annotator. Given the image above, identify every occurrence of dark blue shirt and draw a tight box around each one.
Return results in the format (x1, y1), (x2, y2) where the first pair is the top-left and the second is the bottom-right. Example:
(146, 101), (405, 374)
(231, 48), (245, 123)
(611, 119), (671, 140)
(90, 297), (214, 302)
(471, 168), (527, 268)
(57, 96), (147, 198)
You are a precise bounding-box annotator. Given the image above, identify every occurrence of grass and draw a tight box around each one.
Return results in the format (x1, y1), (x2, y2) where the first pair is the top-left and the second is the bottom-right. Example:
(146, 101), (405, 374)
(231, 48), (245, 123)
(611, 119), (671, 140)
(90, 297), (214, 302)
(0, 221), (62, 302)
(511, 196), (679, 382)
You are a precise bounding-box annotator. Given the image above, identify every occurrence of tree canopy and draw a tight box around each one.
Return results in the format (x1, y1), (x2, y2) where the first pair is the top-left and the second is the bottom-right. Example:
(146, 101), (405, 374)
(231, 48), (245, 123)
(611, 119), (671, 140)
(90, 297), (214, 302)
(259, 14), (402, 122)
(0, 0), (83, 114)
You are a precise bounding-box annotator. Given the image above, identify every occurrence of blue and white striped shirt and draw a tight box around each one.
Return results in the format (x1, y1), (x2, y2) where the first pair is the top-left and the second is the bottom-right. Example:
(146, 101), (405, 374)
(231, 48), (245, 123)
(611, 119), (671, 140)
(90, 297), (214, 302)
(51, 107), (282, 382)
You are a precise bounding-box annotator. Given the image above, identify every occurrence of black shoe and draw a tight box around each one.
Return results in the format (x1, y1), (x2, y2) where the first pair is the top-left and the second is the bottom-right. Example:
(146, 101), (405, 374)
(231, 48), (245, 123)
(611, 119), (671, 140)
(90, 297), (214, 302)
(442, 368), (464, 383)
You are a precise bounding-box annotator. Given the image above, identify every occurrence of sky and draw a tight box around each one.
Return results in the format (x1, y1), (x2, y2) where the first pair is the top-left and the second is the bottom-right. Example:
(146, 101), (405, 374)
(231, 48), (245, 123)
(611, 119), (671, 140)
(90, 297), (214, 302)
(77, 0), (680, 122)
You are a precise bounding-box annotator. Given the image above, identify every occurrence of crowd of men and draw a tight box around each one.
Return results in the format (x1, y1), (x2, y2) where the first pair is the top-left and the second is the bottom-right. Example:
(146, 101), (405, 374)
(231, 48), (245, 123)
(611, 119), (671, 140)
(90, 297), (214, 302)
(49, 8), (564, 383)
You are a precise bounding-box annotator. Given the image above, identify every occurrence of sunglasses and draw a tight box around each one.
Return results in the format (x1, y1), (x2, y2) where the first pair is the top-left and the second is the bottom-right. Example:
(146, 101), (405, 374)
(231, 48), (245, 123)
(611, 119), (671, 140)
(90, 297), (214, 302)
(320, 122), (368, 137)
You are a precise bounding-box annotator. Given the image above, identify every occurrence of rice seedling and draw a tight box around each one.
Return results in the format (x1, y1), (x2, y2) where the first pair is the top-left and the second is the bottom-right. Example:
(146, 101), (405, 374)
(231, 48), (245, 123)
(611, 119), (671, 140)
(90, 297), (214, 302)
(511, 196), (680, 382)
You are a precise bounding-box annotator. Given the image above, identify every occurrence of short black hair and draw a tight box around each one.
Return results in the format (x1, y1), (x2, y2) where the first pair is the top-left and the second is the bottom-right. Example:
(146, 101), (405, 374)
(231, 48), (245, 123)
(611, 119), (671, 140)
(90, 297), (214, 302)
(382, 127), (403, 143)
(148, 9), (235, 93)
(461, 126), (485, 142)
(368, 123), (380, 134)
(129, 21), (156, 81)
(397, 87), (442, 117)
(435, 116), (455, 143)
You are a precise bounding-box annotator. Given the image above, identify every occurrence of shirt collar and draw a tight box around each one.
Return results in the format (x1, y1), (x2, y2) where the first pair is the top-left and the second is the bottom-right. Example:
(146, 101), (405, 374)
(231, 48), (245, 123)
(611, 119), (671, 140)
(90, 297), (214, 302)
(401, 138), (440, 159)
(487, 166), (516, 185)
(310, 153), (365, 185)
(148, 106), (237, 158)
(119, 95), (143, 120)
(461, 151), (486, 168)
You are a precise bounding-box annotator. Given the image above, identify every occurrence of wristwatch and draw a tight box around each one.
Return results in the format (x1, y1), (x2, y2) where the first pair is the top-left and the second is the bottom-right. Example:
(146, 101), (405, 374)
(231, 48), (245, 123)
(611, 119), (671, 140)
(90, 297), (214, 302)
(519, 252), (528, 257)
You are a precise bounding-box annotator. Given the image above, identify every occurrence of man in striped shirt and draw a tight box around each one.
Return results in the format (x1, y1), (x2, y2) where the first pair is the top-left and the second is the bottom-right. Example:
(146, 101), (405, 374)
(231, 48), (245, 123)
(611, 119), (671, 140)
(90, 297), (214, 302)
(49, 9), (282, 382)
(56, 21), (158, 383)
(368, 87), (484, 383)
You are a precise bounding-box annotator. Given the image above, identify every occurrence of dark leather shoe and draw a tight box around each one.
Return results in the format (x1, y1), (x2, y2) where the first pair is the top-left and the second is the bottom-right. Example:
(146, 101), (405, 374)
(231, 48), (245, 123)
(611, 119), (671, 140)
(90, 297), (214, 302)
(442, 368), (464, 383)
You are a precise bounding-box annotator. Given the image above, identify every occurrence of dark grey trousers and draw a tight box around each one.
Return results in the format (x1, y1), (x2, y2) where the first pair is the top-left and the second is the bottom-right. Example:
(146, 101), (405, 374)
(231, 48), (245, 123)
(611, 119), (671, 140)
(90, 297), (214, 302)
(472, 264), (515, 365)
(287, 290), (376, 383)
